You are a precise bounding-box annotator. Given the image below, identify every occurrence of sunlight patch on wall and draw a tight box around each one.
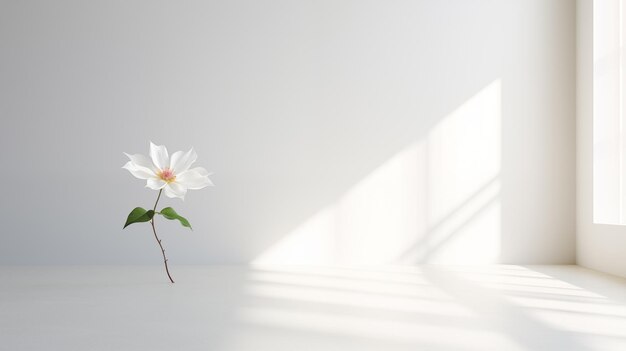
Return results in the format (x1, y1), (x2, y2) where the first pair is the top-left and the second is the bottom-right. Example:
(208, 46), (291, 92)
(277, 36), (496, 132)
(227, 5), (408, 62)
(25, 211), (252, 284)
(254, 80), (501, 264)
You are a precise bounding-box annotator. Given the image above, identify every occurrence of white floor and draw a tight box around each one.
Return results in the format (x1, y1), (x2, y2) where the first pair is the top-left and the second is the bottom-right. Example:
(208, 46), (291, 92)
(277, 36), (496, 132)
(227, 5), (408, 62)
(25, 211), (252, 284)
(2, 265), (626, 351)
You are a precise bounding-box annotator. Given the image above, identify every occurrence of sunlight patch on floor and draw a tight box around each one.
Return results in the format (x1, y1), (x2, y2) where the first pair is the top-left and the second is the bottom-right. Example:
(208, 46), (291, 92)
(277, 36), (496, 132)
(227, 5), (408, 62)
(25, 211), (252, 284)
(2, 265), (626, 351)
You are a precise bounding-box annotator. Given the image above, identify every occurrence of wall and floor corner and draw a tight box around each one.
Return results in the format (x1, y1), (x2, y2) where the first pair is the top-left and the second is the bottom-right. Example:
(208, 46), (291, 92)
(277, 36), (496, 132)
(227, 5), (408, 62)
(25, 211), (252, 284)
(0, 0), (575, 266)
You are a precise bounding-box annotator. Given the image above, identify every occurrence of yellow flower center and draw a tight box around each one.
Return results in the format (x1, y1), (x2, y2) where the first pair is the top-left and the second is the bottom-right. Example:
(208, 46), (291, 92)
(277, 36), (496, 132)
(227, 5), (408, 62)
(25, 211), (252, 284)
(158, 168), (176, 183)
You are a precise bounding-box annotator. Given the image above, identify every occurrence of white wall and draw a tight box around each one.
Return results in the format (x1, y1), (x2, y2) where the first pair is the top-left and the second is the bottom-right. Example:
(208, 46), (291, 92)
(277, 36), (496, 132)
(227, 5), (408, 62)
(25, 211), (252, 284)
(0, 0), (575, 265)
(577, 0), (626, 278)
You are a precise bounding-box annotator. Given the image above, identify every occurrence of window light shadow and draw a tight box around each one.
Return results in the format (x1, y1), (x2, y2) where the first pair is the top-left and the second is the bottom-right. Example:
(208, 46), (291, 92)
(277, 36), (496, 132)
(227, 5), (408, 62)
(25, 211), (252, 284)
(223, 265), (626, 350)
(420, 266), (597, 351)
(246, 270), (449, 301)
(254, 80), (502, 265)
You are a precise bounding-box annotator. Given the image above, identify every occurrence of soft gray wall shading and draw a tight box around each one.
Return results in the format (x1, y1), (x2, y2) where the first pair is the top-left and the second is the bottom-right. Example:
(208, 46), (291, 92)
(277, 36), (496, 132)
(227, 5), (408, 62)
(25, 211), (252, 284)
(0, 0), (575, 264)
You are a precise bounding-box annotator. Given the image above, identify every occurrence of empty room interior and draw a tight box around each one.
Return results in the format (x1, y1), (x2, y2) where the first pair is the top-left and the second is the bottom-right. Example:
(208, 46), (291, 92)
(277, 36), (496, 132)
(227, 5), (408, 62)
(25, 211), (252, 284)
(3, 0), (626, 350)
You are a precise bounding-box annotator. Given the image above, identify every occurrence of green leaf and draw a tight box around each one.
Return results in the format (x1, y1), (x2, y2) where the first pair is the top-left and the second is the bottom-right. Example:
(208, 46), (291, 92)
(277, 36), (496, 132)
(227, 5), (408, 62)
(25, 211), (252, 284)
(123, 207), (155, 229)
(158, 207), (192, 230)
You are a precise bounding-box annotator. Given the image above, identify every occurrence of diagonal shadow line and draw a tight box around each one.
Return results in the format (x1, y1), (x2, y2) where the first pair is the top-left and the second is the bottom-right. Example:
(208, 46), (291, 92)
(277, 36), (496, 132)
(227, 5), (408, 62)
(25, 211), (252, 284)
(401, 191), (500, 263)
(419, 195), (499, 262)
(523, 266), (626, 304)
(515, 304), (626, 321)
(500, 289), (617, 304)
(397, 176), (500, 262)
(234, 314), (483, 351)
(437, 269), (557, 279)
(245, 277), (448, 301)
(249, 267), (430, 287)
(422, 268), (596, 351)
(240, 290), (488, 331)
(468, 280), (590, 291)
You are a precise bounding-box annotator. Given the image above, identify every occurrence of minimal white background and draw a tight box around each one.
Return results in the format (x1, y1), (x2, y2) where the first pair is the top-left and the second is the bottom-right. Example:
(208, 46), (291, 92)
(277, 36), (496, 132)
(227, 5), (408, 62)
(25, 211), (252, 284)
(0, 0), (575, 265)
(4, 2), (624, 351)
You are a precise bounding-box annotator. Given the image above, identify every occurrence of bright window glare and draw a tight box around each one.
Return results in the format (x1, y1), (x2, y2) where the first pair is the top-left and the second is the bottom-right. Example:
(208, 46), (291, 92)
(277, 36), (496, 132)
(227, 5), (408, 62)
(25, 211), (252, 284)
(594, 0), (626, 224)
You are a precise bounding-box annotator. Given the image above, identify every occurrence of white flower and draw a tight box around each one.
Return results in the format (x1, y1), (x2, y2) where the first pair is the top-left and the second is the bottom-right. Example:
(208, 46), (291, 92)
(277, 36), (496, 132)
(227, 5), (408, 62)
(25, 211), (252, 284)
(123, 142), (213, 199)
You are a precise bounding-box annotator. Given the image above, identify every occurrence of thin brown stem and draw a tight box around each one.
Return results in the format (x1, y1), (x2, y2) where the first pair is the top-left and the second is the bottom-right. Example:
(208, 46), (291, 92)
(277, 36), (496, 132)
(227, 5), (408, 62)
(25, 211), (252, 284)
(151, 189), (174, 283)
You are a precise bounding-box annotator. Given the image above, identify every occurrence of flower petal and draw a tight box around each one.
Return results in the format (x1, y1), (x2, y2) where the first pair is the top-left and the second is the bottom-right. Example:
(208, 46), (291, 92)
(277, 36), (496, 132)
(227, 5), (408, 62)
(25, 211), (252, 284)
(192, 166), (210, 177)
(146, 178), (167, 190)
(122, 161), (155, 180)
(164, 182), (187, 199)
(170, 148), (197, 174)
(149, 142), (169, 170)
(124, 153), (157, 172)
(176, 167), (214, 190)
